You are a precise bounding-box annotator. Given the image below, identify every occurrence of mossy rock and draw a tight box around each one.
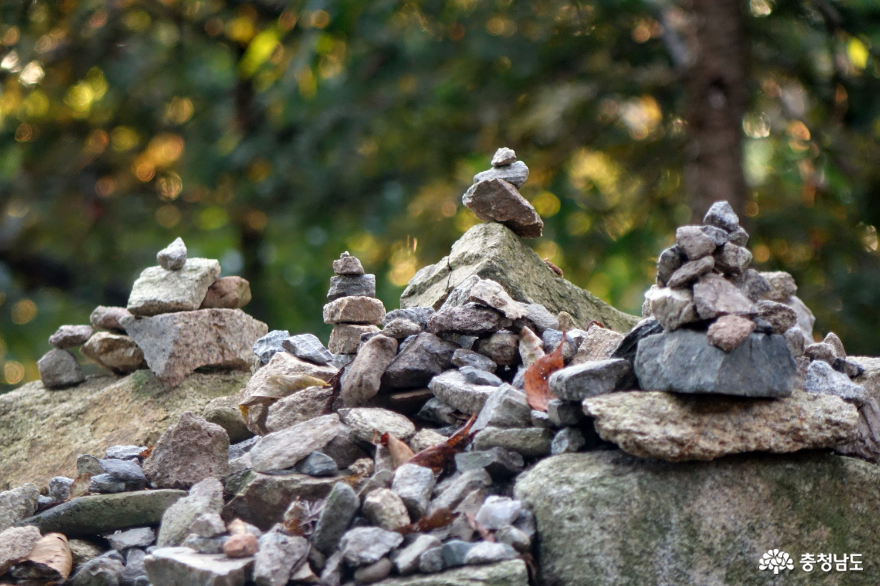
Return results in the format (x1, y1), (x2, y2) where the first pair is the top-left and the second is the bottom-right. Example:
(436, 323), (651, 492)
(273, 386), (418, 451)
(0, 370), (249, 490)
(515, 450), (880, 585)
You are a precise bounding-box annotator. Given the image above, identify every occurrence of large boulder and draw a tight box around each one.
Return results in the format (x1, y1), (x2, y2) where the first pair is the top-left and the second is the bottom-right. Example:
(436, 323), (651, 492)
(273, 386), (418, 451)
(400, 223), (638, 333)
(516, 451), (880, 585)
(0, 371), (249, 490)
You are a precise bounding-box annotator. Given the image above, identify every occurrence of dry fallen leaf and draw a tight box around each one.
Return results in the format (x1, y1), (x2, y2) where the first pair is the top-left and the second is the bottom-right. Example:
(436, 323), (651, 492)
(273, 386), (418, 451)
(67, 473), (91, 500)
(10, 533), (72, 585)
(406, 414), (476, 474)
(240, 374), (331, 435)
(396, 508), (458, 535)
(523, 336), (565, 412)
(380, 433), (415, 469)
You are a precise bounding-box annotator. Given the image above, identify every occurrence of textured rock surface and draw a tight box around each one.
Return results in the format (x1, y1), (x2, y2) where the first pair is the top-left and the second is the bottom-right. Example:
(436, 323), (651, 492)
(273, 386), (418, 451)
(0, 525), (41, 574)
(342, 335), (398, 406)
(264, 387), (334, 433)
(157, 237), (187, 270)
(400, 223), (638, 333)
(249, 414), (347, 473)
(549, 359), (632, 400)
(473, 160), (529, 188)
(0, 371), (248, 490)
(462, 179), (543, 238)
(327, 274), (377, 301)
(127, 258), (221, 316)
(372, 560), (527, 585)
(635, 330), (796, 397)
(644, 287), (697, 331)
(23, 489), (186, 536)
(143, 412), (230, 489)
(340, 408), (416, 443)
(692, 273), (756, 320)
(49, 324), (94, 349)
(582, 390), (858, 461)
(329, 323), (381, 355)
(516, 451), (880, 586)
(323, 296), (386, 325)
(122, 309), (267, 387)
(706, 315), (755, 352)
(144, 547), (254, 586)
(200, 276), (252, 309)
(226, 471), (342, 531)
(0, 484), (39, 532)
(37, 348), (85, 388)
(428, 370), (497, 414)
(382, 333), (457, 389)
(80, 332), (147, 374)
(90, 306), (132, 332)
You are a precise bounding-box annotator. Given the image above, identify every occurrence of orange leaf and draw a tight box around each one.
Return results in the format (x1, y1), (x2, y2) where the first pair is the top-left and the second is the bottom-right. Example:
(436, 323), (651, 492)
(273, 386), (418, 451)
(396, 507), (458, 535)
(406, 414), (476, 474)
(380, 433), (415, 469)
(524, 336), (565, 411)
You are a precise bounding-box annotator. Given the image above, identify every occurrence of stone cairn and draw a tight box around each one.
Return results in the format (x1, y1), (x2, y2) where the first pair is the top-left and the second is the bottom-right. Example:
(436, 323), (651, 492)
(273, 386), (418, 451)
(1, 153), (875, 585)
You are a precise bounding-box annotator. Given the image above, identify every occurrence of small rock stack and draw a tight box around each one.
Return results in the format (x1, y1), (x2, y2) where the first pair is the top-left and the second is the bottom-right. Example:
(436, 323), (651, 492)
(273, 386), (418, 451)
(325, 252), (387, 365)
(462, 147), (543, 238)
(35, 238), (266, 389)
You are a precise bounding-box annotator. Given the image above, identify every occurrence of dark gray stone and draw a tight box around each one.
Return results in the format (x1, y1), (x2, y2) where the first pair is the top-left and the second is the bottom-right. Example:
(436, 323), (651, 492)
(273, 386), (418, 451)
(547, 399), (583, 427)
(100, 458), (147, 486)
(37, 348), (85, 389)
(48, 476), (73, 502)
(416, 398), (460, 426)
(548, 359), (632, 401)
(294, 452), (338, 477)
(472, 384), (531, 432)
(474, 331), (520, 367)
(327, 274), (376, 301)
(441, 540), (475, 568)
(666, 256), (714, 289)
(656, 246), (684, 286)
(382, 333), (458, 389)
(312, 482), (359, 554)
(428, 305), (511, 336)
(733, 269), (771, 302)
(634, 329), (795, 397)
(459, 366), (502, 386)
(728, 226), (749, 246)
(521, 303), (559, 334)
(253, 330), (290, 365)
(339, 527), (403, 567)
(451, 349), (496, 372)
(106, 445), (147, 461)
(805, 360), (868, 405)
(675, 226), (716, 260)
(834, 357), (865, 379)
(713, 243), (752, 275)
(455, 448), (523, 478)
(107, 527), (155, 550)
(699, 225), (728, 247)
(49, 325), (94, 349)
(384, 308), (434, 328)
(551, 427), (586, 454)
(471, 428), (553, 458)
(419, 547), (444, 573)
(69, 553), (125, 586)
(89, 474), (127, 494)
(611, 318), (662, 364)
(281, 333), (332, 366)
(428, 370), (497, 414)
(703, 200), (740, 231)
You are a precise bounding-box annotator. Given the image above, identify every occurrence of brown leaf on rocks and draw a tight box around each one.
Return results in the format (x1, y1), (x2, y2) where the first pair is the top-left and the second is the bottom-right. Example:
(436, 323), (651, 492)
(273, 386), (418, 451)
(406, 415), (476, 474)
(524, 339), (565, 412)
(544, 258), (564, 277)
(379, 433), (415, 469)
(396, 508), (458, 535)
(282, 499), (324, 537)
(139, 446), (153, 460)
(68, 473), (91, 500)
(10, 533), (72, 585)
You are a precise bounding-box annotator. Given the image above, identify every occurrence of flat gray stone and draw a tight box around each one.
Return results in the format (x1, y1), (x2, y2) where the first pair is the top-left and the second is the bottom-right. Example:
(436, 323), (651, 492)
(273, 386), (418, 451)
(392, 464), (436, 519)
(107, 526), (155, 551)
(253, 330), (289, 365)
(250, 414), (347, 473)
(327, 274), (376, 301)
(635, 329), (795, 397)
(428, 370), (497, 414)
(454, 448), (523, 479)
(675, 226), (715, 260)
(470, 428), (554, 458)
(252, 533), (308, 586)
(81, 332), (146, 374)
(382, 333), (458, 389)
(281, 333), (332, 366)
(472, 384), (531, 432)
(49, 324), (94, 349)
(323, 296), (386, 325)
(394, 534), (441, 576)
(127, 258), (220, 316)
(340, 527), (403, 567)
(805, 360), (868, 404)
(473, 160), (529, 188)
(339, 408), (415, 444)
(144, 547), (253, 586)
(644, 287), (697, 331)
(549, 359), (632, 400)
(37, 348), (85, 389)
(666, 256), (714, 289)
(463, 541), (518, 565)
(0, 484), (39, 533)
(693, 273), (756, 320)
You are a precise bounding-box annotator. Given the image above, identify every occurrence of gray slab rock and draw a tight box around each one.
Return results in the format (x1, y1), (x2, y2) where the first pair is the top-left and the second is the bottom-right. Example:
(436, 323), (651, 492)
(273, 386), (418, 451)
(428, 370), (497, 414)
(383, 318), (422, 339)
(156, 478), (223, 547)
(157, 237), (187, 270)
(382, 333), (458, 389)
(250, 414), (347, 473)
(127, 258), (220, 316)
(804, 360), (868, 404)
(383, 560), (529, 585)
(693, 273), (756, 320)
(37, 348), (85, 389)
(312, 482), (360, 555)
(515, 450), (880, 586)
(107, 526), (155, 550)
(323, 296), (386, 325)
(143, 411), (229, 489)
(252, 533), (308, 586)
(340, 408), (415, 444)
(666, 256), (714, 288)
(391, 463), (436, 519)
(459, 366), (502, 386)
(49, 324), (94, 349)
(549, 359), (632, 401)
(472, 428), (553, 458)
(23, 489), (185, 537)
(342, 335), (398, 407)
(327, 274), (377, 301)
(0, 484), (39, 532)
(263, 387), (333, 434)
(252, 330), (289, 365)
(81, 332), (147, 374)
(473, 161), (529, 188)
(463, 542), (518, 566)
(122, 308), (267, 388)
(294, 452), (338, 477)
(340, 527), (404, 567)
(644, 287), (697, 331)
(394, 534), (442, 576)
(455, 447), (523, 478)
(69, 553), (125, 586)
(144, 547), (254, 586)
(570, 327), (625, 364)
(400, 223), (639, 333)
(551, 427), (586, 454)
(364, 488), (411, 530)
(427, 305), (511, 336)
(418, 547), (444, 574)
(472, 384), (531, 432)
(474, 496), (522, 530)
(583, 389), (857, 461)
(440, 540), (474, 568)
(281, 334), (332, 366)
(428, 469), (492, 516)
(634, 329), (795, 397)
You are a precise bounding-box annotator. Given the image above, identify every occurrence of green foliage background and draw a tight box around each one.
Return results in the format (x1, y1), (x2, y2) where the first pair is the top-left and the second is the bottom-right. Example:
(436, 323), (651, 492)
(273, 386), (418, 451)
(1, 0), (879, 390)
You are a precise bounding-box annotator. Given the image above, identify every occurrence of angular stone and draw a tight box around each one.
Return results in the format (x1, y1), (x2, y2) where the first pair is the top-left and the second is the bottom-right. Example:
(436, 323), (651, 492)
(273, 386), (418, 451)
(48, 476), (73, 502)
(342, 335), (398, 407)
(428, 370), (496, 414)
(472, 384), (531, 432)
(702, 200), (740, 232)
(699, 225), (729, 247)
(408, 428), (447, 453)
(363, 488), (411, 530)
(706, 315), (755, 352)
(728, 225), (749, 246)
(570, 327), (625, 365)
(122, 309), (267, 388)
(107, 526), (155, 550)
(327, 274), (376, 303)
(551, 427), (585, 454)
(419, 547), (444, 574)
(155, 478), (223, 547)
(392, 463), (436, 519)
(382, 333), (458, 389)
(583, 390), (857, 461)
(143, 412), (229, 489)
(474, 496), (522, 530)
(383, 318), (422, 339)
(189, 512), (226, 538)
(294, 452), (338, 477)
(834, 356), (864, 378)
(675, 226), (716, 260)
(755, 300), (797, 334)
(0, 484), (39, 532)
(805, 342), (837, 364)
(127, 258), (220, 316)
(495, 526), (531, 553)
(225, 533), (258, 557)
(0, 525), (41, 575)
(733, 269), (770, 301)
(490, 147), (516, 167)
(760, 271), (798, 301)
(280, 334), (332, 366)
(225, 471), (341, 532)
(635, 330), (795, 397)
(462, 178), (542, 238)
(428, 469), (492, 516)
(464, 542), (518, 566)
(333, 251), (365, 275)
(49, 324), (94, 349)
(693, 273), (756, 320)
(471, 428), (552, 458)
(645, 287), (697, 331)
(666, 256), (714, 289)
(451, 349), (496, 372)
(328, 324), (379, 355)
(340, 408), (415, 444)
(466, 279), (528, 320)
(428, 305), (510, 336)
(384, 308), (434, 328)
(515, 450), (880, 586)
(400, 223), (639, 333)
(200, 276), (252, 309)
(68, 553), (125, 586)
(144, 547), (253, 586)
(459, 366), (502, 386)
(157, 237), (187, 270)
(549, 359), (632, 401)
(454, 448), (523, 479)
(340, 527), (404, 567)
(804, 360), (867, 404)
(824, 332), (847, 358)
(81, 332), (146, 374)
(713, 243), (751, 275)
(252, 330), (289, 365)
(323, 296), (386, 325)
(203, 394), (253, 443)
(90, 306), (132, 333)
(394, 534), (442, 576)
(264, 387), (333, 433)
(98, 457), (147, 490)
(440, 540), (474, 568)
(655, 246), (684, 286)
(249, 414), (347, 473)
(474, 331), (520, 366)
(783, 327), (806, 357)
(473, 161), (529, 188)
(37, 348), (85, 389)
(23, 490), (185, 537)
(253, 533), (308, 586)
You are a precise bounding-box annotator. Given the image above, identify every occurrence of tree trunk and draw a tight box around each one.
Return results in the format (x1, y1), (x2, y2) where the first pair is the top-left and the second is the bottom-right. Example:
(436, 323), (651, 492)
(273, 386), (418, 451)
(683, 0), (748, 220)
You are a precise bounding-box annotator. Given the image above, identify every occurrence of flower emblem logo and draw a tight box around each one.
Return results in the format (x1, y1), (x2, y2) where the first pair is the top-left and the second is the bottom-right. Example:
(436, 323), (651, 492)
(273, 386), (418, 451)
(759, 549), (794, 574)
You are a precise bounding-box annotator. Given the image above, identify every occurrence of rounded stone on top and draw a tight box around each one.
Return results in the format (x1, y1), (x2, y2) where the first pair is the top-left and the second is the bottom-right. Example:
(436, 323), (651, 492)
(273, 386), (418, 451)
(491, 147), (517, 167)
(157, 237), (187, 271)
(333, 252), (365, 276)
